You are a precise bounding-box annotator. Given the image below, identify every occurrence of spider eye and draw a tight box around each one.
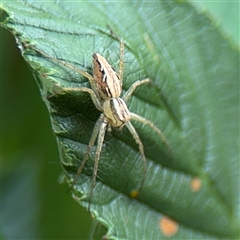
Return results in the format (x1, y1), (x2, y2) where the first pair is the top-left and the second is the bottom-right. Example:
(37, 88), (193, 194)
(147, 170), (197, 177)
(103, 98), (130, 127)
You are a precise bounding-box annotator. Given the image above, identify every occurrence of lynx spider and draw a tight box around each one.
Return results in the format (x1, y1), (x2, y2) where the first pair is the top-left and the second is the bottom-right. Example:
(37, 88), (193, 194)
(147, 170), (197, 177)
(29, 38), (168, 210)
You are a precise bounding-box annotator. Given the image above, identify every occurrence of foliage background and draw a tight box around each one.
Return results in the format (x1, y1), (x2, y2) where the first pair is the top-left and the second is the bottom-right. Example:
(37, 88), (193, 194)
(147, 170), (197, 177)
(1, 1), (239, 240)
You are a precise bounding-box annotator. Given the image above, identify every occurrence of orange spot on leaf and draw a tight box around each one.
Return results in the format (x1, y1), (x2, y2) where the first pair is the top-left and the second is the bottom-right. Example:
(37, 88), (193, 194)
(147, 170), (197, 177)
(160, 216), (179, 238)
(190, 177), (202, 192)
(130, 190), (139, 198)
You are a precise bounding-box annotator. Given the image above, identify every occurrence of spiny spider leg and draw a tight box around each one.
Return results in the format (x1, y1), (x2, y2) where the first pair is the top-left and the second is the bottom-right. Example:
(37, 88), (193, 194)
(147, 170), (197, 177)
(54, 86), (102, 111)
(74, 114), (103, 184)
(88, 115), (108, 210)
(26, 44), (93, 82)
(123, 78), (151, 102)
(125, 121), (147, 194)
(130, 113), (168, 146)
(119, 39), (124, 83)
(70, 113), (107, 211)
(122, 78), (169, 146)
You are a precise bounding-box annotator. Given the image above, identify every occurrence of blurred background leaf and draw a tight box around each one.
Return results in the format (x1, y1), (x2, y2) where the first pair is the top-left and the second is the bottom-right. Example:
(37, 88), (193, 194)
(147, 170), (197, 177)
(189, 0), (239, 45)
(0, 0), (239, 238)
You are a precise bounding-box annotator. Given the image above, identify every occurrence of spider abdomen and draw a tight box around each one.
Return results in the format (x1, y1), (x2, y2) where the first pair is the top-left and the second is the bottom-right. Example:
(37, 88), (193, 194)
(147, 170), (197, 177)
(103, 98), (131, 127)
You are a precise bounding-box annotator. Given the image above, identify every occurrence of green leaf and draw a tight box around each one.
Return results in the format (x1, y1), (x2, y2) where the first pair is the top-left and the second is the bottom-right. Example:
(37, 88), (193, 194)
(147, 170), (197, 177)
(1, 1), (239, 239)
(188, 1), (239, 45)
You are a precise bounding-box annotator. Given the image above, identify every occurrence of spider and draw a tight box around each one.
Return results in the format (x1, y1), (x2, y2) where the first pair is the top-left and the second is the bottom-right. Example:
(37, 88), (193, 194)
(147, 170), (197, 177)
(28, 38), (168, 210)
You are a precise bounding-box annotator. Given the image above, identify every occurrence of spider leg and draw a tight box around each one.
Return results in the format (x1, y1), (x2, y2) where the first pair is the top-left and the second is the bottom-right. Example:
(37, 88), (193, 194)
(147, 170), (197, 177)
(53, 85), (103, 111)
(27, 44), (93, 81)
(27, 44), (105, 106)
(125, 121), (147, 195)
(88, 115), (108, 211)
(130, 112), (169, 146)
(122, 78), (151, 102)
(119, 39), (124, 83)
(107, 27), (124, 83)
(69, 113), (103, 192)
